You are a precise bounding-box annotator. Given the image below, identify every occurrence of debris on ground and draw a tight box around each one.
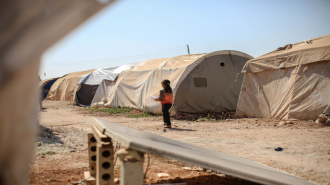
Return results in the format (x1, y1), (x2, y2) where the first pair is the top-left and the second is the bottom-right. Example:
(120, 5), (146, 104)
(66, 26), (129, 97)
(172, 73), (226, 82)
(274, 147), (283, 151)
(279, 121), (294, 126)
(157, 173), (170, 178)
(285, 121), (294, 125)
(173, 111), (235, 121)
(193, 167), (204, 171)
(315, 113), (327, 124)
(35, 125), (87, 154)
(216, 174), (226, 177)
(325, 119), (330, 126)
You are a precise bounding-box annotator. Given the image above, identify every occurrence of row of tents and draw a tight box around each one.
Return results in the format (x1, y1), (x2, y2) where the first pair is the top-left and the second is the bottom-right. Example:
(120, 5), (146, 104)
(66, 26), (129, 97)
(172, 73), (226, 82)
(41, 34), (330, 120)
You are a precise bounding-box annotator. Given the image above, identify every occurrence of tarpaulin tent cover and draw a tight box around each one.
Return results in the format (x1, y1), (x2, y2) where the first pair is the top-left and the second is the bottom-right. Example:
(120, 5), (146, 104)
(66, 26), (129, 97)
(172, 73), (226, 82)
(236, 34), (330, 120)
(46, 69), (95, 101)
(39, 77), (60, 87)
(39, 77), (60, 100)
(91, 80), (116, 106)
(75, 63), (138, 106)
(94, 50), (253, 114)
(77, 63), (138, 85)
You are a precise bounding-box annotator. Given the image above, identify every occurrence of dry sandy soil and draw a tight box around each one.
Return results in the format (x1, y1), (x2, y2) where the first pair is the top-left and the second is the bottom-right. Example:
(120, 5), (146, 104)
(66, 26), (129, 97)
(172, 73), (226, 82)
(29, 100), (330, 185)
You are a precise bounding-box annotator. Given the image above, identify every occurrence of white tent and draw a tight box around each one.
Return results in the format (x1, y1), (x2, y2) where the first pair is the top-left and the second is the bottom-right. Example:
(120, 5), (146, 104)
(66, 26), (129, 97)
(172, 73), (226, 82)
(75, 63), (138, 106)
(92, 50), (253, 114)
(77, 63), (139, 85)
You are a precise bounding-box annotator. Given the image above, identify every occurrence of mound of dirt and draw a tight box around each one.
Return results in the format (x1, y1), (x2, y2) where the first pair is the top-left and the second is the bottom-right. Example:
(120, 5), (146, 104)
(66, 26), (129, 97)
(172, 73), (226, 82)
(35, 124), (88, 155)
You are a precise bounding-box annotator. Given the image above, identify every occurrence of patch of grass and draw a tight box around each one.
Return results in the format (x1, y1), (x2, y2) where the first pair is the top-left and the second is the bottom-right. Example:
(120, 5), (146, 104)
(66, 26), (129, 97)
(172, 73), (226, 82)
(87, 107), (157, 118)
(88, 107), (133, 114)
(50, 177), (55, 181)
(127, 112), (156, 118)
(41, 151), (56, 155)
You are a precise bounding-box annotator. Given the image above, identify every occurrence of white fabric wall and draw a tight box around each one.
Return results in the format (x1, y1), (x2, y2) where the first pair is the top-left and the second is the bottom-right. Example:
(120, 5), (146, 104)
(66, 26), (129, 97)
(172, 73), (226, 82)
(91, 80), (116, 106)
(77, 63), (138, 85)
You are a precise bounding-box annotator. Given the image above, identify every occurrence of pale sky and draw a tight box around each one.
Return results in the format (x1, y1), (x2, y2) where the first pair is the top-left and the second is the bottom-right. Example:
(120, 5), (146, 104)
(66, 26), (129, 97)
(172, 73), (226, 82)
(40, 0), (330, 79)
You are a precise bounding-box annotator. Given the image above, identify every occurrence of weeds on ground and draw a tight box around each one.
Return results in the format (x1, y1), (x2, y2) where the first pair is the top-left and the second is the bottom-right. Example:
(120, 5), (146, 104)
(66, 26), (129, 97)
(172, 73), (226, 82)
(50, 177), (55, 182)
(87, 107), (158, 118)
(41, 151), (56, 155)
(114, 165), (121, 174)
(127, 112), (156, 118)
(87, 107), (133, 114)
(196, 117), (225, 122)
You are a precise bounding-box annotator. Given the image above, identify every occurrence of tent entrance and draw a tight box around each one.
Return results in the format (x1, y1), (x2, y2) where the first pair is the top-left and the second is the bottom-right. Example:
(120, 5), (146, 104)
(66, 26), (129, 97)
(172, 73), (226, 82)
(42, 79), (57, 100)
(76, 84), (99, 106)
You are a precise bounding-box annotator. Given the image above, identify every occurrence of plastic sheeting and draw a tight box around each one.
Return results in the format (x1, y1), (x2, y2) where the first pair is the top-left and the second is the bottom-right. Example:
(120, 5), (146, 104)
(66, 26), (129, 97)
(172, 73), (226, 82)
(236, 34), (330, 120)
(75, 63), (138, 106)
(77, 63), (138, 85)
(46, 69), (95, 101)
(94, 50), (253, 114)
(39, 77), (60, 87)
(91, 80), (116, 106)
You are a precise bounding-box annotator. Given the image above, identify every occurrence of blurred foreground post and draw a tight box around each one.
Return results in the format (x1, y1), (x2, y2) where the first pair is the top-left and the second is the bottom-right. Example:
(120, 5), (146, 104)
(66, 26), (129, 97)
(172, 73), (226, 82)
(118, 149), (144, 185)
(0, 0), (116, 184)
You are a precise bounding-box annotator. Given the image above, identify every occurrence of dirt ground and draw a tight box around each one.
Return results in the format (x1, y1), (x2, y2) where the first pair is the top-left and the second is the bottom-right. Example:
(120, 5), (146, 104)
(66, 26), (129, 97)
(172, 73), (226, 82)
(29, 100), (330, 185)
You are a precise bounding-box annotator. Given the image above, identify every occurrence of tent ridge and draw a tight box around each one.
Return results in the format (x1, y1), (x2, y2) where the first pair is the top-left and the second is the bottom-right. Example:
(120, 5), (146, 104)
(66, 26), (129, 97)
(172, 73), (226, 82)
(243, 45), (330, 73)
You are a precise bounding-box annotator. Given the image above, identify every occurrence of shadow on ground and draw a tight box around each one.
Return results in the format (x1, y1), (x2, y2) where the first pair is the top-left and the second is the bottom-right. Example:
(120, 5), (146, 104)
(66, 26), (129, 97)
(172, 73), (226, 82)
(155, 174), (261, 185)
(170, 128), (197, 131)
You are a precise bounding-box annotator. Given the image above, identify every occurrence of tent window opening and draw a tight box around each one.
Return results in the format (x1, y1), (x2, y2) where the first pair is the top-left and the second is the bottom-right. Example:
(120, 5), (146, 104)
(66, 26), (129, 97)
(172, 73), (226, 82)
(194, 77), (207, 88)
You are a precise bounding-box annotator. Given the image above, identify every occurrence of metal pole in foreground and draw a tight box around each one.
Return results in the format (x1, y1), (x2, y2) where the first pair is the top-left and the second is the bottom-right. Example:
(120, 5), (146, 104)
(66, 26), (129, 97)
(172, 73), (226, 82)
(187, 44), (190, 55)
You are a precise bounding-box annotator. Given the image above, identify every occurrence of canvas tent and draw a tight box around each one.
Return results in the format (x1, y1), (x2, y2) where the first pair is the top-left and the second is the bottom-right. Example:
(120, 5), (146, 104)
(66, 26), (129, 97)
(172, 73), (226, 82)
(46, 69), (95, 102)
(92, 50), (253, 114)
(236, 34), (330, 120)
(39, 77), (60, 100)
(75, 63), (138, 106)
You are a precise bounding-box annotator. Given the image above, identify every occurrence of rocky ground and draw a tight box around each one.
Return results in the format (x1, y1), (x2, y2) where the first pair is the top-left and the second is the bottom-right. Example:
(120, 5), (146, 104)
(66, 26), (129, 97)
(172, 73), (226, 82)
(29, 100), (330, 185)
(36, 125), (87, 154)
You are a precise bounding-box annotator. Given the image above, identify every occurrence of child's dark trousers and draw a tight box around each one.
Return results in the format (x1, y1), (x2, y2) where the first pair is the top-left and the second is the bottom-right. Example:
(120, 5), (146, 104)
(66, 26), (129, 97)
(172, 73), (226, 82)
(162, 104), (172, 125)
